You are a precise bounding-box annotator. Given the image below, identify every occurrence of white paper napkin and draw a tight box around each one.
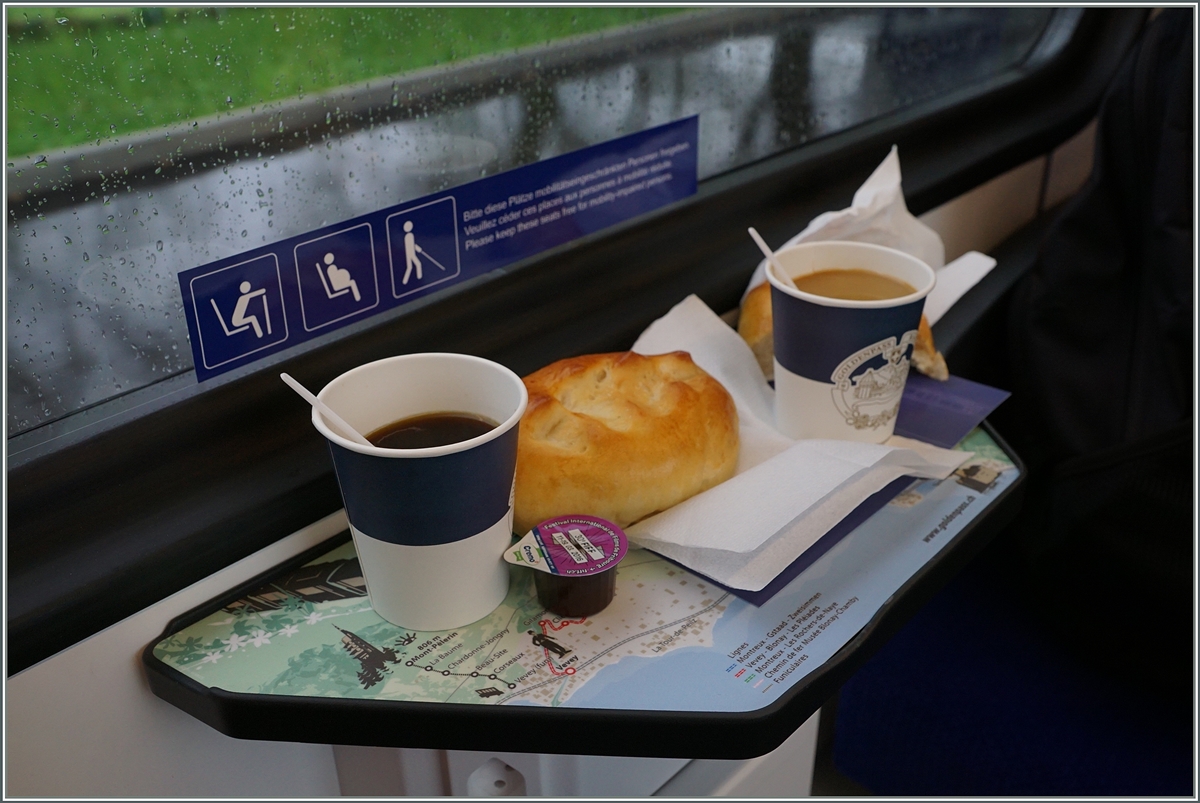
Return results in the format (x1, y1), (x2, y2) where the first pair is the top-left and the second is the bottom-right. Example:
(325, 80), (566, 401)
(619, 148), (984, 591)
(630, 295), (971, 591)
(738, 146), (998, 329)
(921, 251), (997, 325)
(634, 293), (790, 474)
(741, 145), (946, 304)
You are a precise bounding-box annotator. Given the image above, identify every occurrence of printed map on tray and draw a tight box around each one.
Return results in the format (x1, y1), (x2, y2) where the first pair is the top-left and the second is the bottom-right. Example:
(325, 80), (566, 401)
(153, 428), (1016, 712)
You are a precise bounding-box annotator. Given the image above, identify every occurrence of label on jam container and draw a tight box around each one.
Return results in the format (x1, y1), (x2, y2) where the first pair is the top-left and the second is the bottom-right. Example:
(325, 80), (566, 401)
(505, 515), (627, 576)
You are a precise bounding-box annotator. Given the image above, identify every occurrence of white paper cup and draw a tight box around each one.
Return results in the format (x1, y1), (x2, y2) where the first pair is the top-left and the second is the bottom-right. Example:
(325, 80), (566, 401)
(313, 353), (528, 631)
(767, 241), (935, 442)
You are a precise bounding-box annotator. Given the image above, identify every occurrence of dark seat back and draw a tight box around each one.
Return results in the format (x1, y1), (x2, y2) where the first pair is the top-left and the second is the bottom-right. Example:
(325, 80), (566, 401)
(1004, 6), (1193, 690)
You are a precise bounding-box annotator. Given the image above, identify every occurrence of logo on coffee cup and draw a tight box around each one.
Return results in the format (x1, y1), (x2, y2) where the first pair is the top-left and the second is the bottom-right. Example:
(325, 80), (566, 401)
(830, 331), (917, 430)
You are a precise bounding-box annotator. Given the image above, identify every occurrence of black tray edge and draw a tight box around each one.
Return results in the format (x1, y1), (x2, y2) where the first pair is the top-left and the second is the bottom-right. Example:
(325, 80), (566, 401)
(141, 420), (1025, 760)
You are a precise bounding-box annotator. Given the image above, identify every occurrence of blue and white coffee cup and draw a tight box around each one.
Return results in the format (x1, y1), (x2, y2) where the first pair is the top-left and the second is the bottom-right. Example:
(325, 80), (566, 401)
(767, 241), (936, 443)
(313, 353), (528, 631)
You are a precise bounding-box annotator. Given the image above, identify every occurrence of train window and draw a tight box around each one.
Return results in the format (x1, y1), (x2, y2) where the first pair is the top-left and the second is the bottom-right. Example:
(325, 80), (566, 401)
(7, 7), (1056, 438)
(11, 7), (1148, 676)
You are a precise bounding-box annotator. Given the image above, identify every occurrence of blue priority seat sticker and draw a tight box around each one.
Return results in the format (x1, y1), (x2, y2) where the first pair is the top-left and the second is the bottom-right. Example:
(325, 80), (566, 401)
(178, 117), (699, 381)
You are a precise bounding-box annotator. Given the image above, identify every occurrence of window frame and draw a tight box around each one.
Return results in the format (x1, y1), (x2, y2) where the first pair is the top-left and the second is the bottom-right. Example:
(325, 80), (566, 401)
(6, 8), (1148, 675)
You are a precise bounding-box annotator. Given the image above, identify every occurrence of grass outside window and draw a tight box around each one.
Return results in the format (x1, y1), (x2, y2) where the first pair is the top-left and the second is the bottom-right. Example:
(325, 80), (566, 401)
(6, 6), (691, 158)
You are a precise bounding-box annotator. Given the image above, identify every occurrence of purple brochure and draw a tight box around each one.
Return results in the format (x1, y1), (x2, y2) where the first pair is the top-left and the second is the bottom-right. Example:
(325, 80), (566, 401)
(893, 373), (1011, 449)
(671, 373), (1010, 606)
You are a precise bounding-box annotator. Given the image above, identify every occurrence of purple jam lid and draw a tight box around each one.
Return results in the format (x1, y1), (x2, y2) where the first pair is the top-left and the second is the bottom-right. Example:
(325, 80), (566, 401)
(505, 515), (627, 576)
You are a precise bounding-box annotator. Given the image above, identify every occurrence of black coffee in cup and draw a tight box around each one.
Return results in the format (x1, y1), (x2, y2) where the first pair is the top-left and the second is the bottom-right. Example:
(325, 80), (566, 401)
(314, 353), (527, 631)
(366, 412), (497, 449)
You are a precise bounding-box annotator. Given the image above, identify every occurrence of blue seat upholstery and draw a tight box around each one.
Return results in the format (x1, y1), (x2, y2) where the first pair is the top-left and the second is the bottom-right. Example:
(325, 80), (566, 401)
(833, 10), (1193, 795)
(832, 536), (1193, 796)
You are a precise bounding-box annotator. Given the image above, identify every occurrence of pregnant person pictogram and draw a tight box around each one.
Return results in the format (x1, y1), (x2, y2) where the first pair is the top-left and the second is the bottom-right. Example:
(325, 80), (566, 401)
(316, 252), (361, 302)
(293, 223), (379, 332)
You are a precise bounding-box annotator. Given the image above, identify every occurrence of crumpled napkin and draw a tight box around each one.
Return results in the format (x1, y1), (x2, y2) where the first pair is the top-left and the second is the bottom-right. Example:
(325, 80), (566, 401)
(740, 145), (998, 321)
(618, 147), (984, 590)
(741, 145), (946, 304)
(628, 294), (971, 591)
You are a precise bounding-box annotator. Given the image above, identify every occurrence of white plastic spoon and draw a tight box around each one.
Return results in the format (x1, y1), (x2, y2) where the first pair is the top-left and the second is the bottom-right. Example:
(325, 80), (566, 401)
(748, 227), (799, 290)
(280, 372), (373, 447)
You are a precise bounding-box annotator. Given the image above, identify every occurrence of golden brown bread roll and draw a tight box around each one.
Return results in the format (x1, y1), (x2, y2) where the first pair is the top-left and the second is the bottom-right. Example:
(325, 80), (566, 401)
(513, 351), (739, 533)
(736, 281), (948, 381)
(737, 281), (775, 381)
(912, 313), (949, 381)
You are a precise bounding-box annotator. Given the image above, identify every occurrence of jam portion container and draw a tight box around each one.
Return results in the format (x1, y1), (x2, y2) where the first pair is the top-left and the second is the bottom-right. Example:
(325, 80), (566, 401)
(505, 515), (628, 617)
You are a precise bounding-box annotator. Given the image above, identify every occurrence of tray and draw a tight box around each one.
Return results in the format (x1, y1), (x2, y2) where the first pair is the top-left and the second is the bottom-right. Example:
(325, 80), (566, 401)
(143, 422), (1023, 759)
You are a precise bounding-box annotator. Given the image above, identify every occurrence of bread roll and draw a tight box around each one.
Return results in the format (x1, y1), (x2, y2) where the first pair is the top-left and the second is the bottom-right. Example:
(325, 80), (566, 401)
(911, 313), (949, 381)
(737, 281), (775, 381)
(514, 351), (738, 533)
(736, 281), (948, 381)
